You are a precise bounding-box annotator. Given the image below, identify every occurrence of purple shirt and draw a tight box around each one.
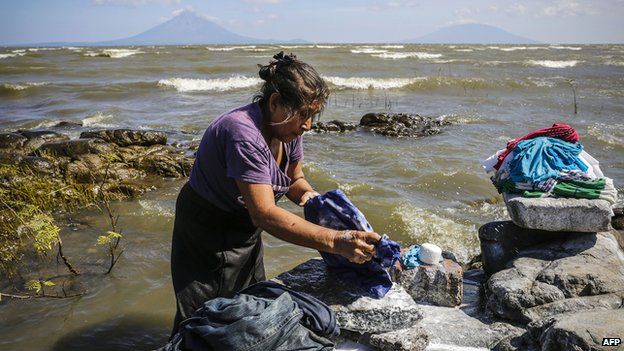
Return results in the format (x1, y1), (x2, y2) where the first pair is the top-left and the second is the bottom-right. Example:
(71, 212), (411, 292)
(189, 102), (303, 213)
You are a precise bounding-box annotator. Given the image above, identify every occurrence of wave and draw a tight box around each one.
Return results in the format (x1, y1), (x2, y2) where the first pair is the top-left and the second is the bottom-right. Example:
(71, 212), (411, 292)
(0, 82), (48, 91)
(314, 45), (338, 49)
(206, 46), (256, 51)
(372, 52), (443, 59)
(549, 45), (582, 50)
(27, 47), (59, 52)
(587, 123), (624, 148)
(157, 76), (262, 92)
(392, 203), (479, 263)
(350, 48), (388, 54)
(82, 111), (116, 127)
(84, 49), (143, 58)
(0, 53), (26, 59)
(323, 76), (423, 89)
(454, 49), (473, 52)
(526, 60), (579, 68)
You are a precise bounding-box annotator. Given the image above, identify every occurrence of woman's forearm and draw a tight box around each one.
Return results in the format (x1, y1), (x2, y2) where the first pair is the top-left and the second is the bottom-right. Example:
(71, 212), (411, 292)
(285, 177), (315, 204)
(255, 203), (337, 253)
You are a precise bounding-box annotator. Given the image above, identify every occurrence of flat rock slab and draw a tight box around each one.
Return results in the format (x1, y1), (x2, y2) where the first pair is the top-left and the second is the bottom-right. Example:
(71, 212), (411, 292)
(394, 259), (463, 307)
(273, 258), (423, 334)
(505, 196), (614, 232)
(80, 129), (167, 147)
(369, 325), (429, 351)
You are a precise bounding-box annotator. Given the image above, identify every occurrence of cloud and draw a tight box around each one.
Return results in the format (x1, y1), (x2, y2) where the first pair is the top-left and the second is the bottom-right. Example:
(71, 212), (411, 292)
(93, 0), (180, 6)
(540, 0), (597, 17)
(505, 3), (527, 16)
(167, 7), (220, 23)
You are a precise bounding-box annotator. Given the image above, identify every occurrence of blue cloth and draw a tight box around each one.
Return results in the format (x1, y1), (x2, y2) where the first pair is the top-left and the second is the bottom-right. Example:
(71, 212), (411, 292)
(401, 245), (443, 269)
(304, 189), (401, 299)
(509, 137), (588, 184)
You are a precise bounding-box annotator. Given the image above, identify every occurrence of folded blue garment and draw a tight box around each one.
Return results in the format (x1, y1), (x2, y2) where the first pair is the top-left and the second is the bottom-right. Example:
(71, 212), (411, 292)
(509, 137), (588, 184)
(304, 189), (401, 299)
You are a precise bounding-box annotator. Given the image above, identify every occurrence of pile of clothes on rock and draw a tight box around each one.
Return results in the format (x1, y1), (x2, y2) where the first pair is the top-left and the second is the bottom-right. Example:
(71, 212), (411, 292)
(481, 123), (617, 204)
(163, 281), (338, 351)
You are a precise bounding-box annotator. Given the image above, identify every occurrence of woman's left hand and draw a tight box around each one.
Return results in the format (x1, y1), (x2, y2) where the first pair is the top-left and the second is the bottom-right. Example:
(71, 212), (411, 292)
(299, 190), (320, 206)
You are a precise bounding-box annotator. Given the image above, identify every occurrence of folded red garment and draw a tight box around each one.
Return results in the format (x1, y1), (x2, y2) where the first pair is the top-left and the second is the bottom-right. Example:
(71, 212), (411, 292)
(493, 123), (579, 170)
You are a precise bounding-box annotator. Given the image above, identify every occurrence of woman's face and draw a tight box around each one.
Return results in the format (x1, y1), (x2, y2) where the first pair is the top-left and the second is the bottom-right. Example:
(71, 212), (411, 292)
(268, 93), (320, 143)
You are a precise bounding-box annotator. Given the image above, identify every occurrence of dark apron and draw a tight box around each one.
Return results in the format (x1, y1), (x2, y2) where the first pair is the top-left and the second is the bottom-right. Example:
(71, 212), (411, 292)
(170, 182), (266, 336)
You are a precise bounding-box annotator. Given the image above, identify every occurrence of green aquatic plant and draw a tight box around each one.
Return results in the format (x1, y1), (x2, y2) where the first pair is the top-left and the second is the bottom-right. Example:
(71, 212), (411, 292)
(24, 279), (55, 296)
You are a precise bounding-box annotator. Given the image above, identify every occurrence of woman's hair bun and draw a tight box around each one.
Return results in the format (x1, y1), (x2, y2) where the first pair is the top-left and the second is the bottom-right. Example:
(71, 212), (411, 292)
(258, 51), (298, 81)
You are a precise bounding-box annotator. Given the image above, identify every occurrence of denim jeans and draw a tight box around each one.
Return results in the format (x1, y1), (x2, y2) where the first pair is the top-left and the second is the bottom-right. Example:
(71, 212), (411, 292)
(163, 293), (334, 351)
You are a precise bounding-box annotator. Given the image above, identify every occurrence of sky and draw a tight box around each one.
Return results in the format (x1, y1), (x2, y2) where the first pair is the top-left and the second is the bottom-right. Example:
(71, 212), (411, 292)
(1, 0), (623, 45)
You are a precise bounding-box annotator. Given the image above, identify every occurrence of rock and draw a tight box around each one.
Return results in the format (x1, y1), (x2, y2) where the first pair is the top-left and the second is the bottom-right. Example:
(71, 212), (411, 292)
(18, 129), (70, 153)
(395, 258), (463, 307)
(369, 325), (429, 351)
(80, 129), (167, 147)
(417, 269), (526, 349)
(505, 196), (614, 232)
(528, 310), (624, 351)
(129, 145), (192, 178)
(0, 132), (27, 150)
(312, 120), (357, 133)
(359, 113), (450, 137)
(523, 292), (624, 322)
(273, 258), (423, 334)
(479, 221), (572, 276)
(613, 207), (624, 231)
(486, 231), (624, 323)
(35, 138), (116, 159)
(53, 121), (83, 128)
(18, 156), (56, 175)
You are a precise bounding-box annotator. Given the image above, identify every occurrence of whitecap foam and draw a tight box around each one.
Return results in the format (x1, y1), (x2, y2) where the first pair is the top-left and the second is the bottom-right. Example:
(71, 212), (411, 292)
(157, 76), (262, 92)
(27, 47), (58, 52)
(498, 46), (527, 52)
(314, 45), (338, 49)
(138, 200), (174, 217)
(587, 123), (624, 147)
(84, 48), (143, 58)
(393, 203), (479, 263)
(454, 49), (473, 52)
(549, 45), (582, 50)
(371, 52), (443, 59)
(322, 76), (423, 90)
(350, 48), (388, 54)
(526, 60), (578, 68)
(0, 53), (25, 59)
(378, 45), (404, 49)
(0, 82), (48, 90)
(82, 112), (115, 127)
(206, 46), (255, 51)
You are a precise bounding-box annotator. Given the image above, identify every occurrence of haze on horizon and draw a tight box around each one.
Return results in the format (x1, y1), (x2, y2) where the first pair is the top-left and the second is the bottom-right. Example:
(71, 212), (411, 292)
(1, 0), (623, 45)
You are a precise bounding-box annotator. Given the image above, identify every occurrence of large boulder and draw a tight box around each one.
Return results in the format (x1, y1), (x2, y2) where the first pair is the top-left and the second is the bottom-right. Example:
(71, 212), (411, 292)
(359, 113), (451, 137)
(527, 310), (624, 351)
(273, 258), (423, 334)
(35, 138), (116, 159)
(369, 325), (429, 351)
(485, 231), (624, 323)
(80, 129), (167, 147)
(505, 196), (614, 232)
(19, 129), (70, 153)
(126, 145), (192, 178)
(0, 132), (27, 150)
(479, 221), (571, 276)
(312, 120), (357, 133)
(394, 258), (463, 307)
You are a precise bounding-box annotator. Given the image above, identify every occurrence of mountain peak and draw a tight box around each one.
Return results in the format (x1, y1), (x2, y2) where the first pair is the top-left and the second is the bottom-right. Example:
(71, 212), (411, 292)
(407, 23), (537, 44)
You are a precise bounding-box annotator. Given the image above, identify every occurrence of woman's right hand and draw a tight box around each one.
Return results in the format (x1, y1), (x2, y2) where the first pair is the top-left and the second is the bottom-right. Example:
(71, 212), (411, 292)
(332, 230), (381, 264)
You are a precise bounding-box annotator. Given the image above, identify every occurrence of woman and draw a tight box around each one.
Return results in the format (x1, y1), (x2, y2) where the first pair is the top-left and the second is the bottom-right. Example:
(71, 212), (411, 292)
(170, 52), (380, 334)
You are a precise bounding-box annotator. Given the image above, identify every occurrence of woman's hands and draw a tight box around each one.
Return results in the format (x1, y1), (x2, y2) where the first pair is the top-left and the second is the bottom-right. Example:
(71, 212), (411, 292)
(332, 230), (381, 264)
(298, 190), (320, 206)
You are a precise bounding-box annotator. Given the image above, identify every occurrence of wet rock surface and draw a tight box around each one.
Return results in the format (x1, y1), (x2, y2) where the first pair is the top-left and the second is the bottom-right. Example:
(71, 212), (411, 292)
(273, 258), (423, 335)
(505, 196), (614, 232)
(80, 129), (167, 147)
(394, 258), (463, 307)
(312, 120), (357, 133)
(359, 113), (451, 137)
(1, 128), (194, 195)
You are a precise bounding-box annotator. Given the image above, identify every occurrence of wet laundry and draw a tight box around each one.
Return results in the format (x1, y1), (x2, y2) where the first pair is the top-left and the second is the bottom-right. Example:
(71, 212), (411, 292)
(239, 281), (339, 338)
(304, 189), (401, 299)
(162, 293), (334, 351)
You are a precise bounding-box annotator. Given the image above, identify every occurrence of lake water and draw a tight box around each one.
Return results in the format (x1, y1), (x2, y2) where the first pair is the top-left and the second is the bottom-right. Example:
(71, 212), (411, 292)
(1, 44), (623, 350)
